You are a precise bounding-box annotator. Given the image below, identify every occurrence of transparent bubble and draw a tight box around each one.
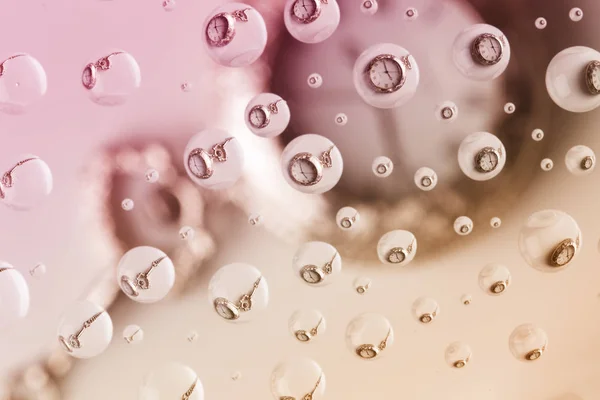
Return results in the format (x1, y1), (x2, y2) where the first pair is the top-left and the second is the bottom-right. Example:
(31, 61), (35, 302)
(180, 82), (193, 92)
(372, 156), (393, 178)
(404, 7), (418, 21)
(288, 310), (326, 343)
(478, 263), (511, 296)
(518, 209), (582, 272)
(504, 102), (516, 114)
(29, 263), (47, 279)
(565, 145), (596, 175)
(82, 51), (141, 106)
(248, 213), (263, 226)
(57, 301), (113, 359)
(208, 263), (268, 323)
(541, 158), (554, 171)
(144, 169), (159, 183)
(569, 7), (583, 22)
(435, 101), (458, 122)
(162, 0), (176, 11)
(117, 246), (175, 303)
(445, 342), (472, 369)
(179, 226), (195, 240)
(334, 113), (348, 126)
(414, 167), (438, 191)
(230, 371), (241, 381)
(377, 230), (417, 266)
(531, 129), (544, 141)
(0, 155), (53, 211)
(454, 216), (473, 236)
(271, 358), (325, 400)
(187, 331), (198, 343)
(490, 217), (502, 228)
(458, 132), (507, 181)
(140, 363), (204, 400)
(360, 0), (378, 15)
(307, 73), (323, 89)
(535, 17), (547, 29)
(412, 297), (440, 324)
(345, 313), (393, 361)
(121, 198), (134, 211)
(509, 324), (548, 362)
(545, 46), (600, 113)
(0, 54), (47, 114)
(336, 206), (360, 230)
(354, 276), (371, 295)
(123, 324), (143, 344)
(245, 93), (290, 139)
(0, 261), (30, 330)
(461, 294), (472, 305)
(292, 242), (342, 287)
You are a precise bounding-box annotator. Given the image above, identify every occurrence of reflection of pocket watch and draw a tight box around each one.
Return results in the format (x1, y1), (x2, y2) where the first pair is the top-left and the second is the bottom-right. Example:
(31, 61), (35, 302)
(355, 328), (392, 359)
(58, 311), (104, 354)
(470, 33), (505, 66)
(489, 279), (510, 294)
(581, 155), (595, 170)
(120, 255), (167, 297)
(419, 307), (438, 324)
(279, 373), (322, 400)
(340, 214), (357, 229)
(474, 146), (502, 173)
(525, 345), (546, 361)
(206, 8), (251, 47)
(386, 238), (415, 264)
(300, 251), (338, 284)
(291, 0), (328, 24)
(289, 146), (334, 186)
(213, 276), (263, 320)
(584, 60), (600, 95)
(82, 52), (124, 90)
(365, 54), (412, 93)
(248, 99), (284, 129)
(186, 137), (234, 180)
(453, 356), (470, 368)
(294, 317), (324, 342)
(549, 235), (580, 267)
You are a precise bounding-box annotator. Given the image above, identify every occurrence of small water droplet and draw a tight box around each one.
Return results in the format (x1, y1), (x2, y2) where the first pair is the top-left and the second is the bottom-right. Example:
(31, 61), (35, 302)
(248, 213), (263, 226)
(307, 73), (323, 89)
(535, 17), (547, 29)
(404, 7), (418, 21)
(504, 102), (516, 114)
(187, 331), (198, 342)
(179, 226), (195, 240)
(231, 371), (241, 381)
(121, 198), (134, 211)
(569, 7), (583, 22)
(181, 82), (192, 92)
(461, 294), (472, 305)
(360, 0), (378, 15)
(454, 216), (473, 236)
(531, 129), (544, 141)
(145, 169), (159, 183)
(541, 158), (553, 171)
(29, 263), (47, 278)
(162, 0), (176, 11)
(490, 217), (502, 228)
(335, 113), (348, 126)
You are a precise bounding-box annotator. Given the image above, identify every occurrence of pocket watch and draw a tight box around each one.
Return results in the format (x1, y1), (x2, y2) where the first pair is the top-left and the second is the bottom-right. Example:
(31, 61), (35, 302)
(584, 60), (600, 95)
(213, 276), (263, 320)
(279, 373), (322, 400)
(291, 0), (328, 24)
(365, 54), (412, 93)
(82, 52), (123, 90)
(294, 317), (323, 342)
(470, 33), (505, 66)
(489, 279), (509, 294)
(549, 235), (580, 267)
(300, 251), (338, 284)
(58, 311), (104, 354)
(386, 238), (415, 264)
(120, 255), (167, 298)
(187, 137), (234, 180)
(340, 214), (357, 229)
(418, 307), (438, 324)
(355, 328), (392, 359)
(474, 146), (502, 173)
(289, 145), (334, 186)
(248, 99), (284, 129)
(453, 356), (470, 368)
(581, 155), (595, 170)
(525, 345), (546, 361)
(206, 8), (251, 47)
(356, 281), (370, 294)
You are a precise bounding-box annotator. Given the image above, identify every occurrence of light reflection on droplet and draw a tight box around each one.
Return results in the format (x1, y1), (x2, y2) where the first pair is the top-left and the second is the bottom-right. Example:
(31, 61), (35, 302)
(541, 158), (553, 171)
(535, 17), (547, 29)
(569, 8), (583, 22)
(0, 261), (30, 330)
(121, 198), (134, 211)
(307, 73), (323, 89)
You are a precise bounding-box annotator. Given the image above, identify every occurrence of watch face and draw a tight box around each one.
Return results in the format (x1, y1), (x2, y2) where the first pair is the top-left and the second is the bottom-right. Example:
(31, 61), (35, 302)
(419, 314), (433, 323)
(585, 61), (600, 94)
(340, 217), (353, 229)
(300, 265), (323, 284)
(474, 147), (499, 173)
(526, 348), (543, 361)
(249, 106), (268, 129)
(581, 155), (594, 170)
(453, 359), (467, 368)
(387, 248), (406, 263)
(421, 176), (432, 187)
(550, 240), (576, 267)
(356, 344), (378, 359)
(295, 330), (311, 342)
(213, 298), (239, 320)
(367, 55), (405, 93)
(472, 34), (503, 66)
(441, 107), (454, 119)
(120, 276), (139, 297)
(491, 281), (506, 294)
(82, 64), (96, 90)
(206, 14), (233, 46)
(187, 149), (213, 179)
(292, 0), (320, 23)
(289, 154), (322, 186)
(376, 164), (388, 175)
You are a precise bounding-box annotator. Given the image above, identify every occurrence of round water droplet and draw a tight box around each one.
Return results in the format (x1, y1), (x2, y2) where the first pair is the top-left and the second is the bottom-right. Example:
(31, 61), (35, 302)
(412, 297), (439, 324)
(117, 246), (175, 303)
(360, 0), (378, 15)
(336, 206), (360, 230)
(271, 358), (325, 399)
(535, 17), (547, 29)
(82, 50), (141, 106)
(404, 7), (418, 21)
(0, 155), (53, 211)
(334, 113), (348, 126)
(57, 301), (113, 359)
(372, 156), (393, 178)
(187, 330), (198, 343)
(248, 213), (262, 226)
(377, 230), (417, 266)
(0, 262), (30, 330)
(414, 167), (438, 191)
(509, 324), (548, 362)
(518, 209), (582, 272)
(461, 294), (472, 305)
(0, 54), (47, 114)
(145, 169), (159, 183)
(346, 313), (393, 360)
(288, 310), (326, 343)
(458, 132), (507, 181)
(123, 324), (144, 344)
(490, 217), (502, 228)
(478, 263), (511, 296)
(29, 263), (47, 278)
(180, 82), (192, 92)
(307, 73), (323, 89)
(245, 93), (290, 138)
(569, 7), (583, 22)
(208, 263), (268, 323)
(121, 198), (134, 211)
(565, 145), (596, 175)
(531, 129), (544, 141)
(231, 371), (241, 381)
(454, 216), (473, 236)
(179, 226), (195, 241)
(162, 0), (176, 11)
(293, 242), (342, 287)
(353, 276), (371, 294)
(445, 342), (472, 369)
(435, 101), (458, 122)
(504, 102), (516, 114)
(140, 363), (204, 400)
(541, 158), (553, 171)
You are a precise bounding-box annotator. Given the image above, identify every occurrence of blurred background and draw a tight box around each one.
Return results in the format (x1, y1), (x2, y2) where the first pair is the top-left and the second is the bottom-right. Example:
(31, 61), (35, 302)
(1, 0), (600, 399)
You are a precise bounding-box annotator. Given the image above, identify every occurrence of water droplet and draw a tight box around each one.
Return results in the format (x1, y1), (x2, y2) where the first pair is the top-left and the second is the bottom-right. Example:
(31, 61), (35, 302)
(162, 0), (176, 11)
(336, 206), (360, 230)
(353, 276), (371, 294)
(404, 7), (418, 21)
(457, 132), (507, 181)
(412, 297), (439, 324)
(117, 246), (175, 303)
(271, 358), (325, 398)
(504, 102), (516, 114)
(293, 242), (341, 287)
(288, 310), (326, 343)
(445, 342), (472, 369)
(29, 263), (46, 278)
(180, 82), (192, 92)
(531, 129), (544, 141)
(414, 167), (437, 191)
(541, 158), (553, 171)
(0, 155), (53, 211)
(372, 156), (393, 178)
(140, 363), (204, 399)
(179, 226), (195, 240)
(478, 263), (511, 296)
(307, 73), (323, 89)
(345, 313), (393, 360)
(461, 294), (472, 305)
(121, 198), (134, 211)
(334, 113), (348, 126)
(509, 324), (548, 361)
(377, 230), (417, 266)
(454, 216), (473, 236)
(490, 217), (501, 228)
(360, 0), (378, 15)
(82, 51), (141, 106)
(231, 371), (241, 381)
(0, 261), (30, 330)
(187, 331), (198, 342)
(435, 101), (458, 122)
(535, 17), (547, 29)
(57, 301), (112, 358)
(565, 145), (595, 175)
(123, 324), (144, 344)
(0, 54), (48, 114)
(248, 213), (263, 226)
(144, 168), (159, 183)
(569, 7), (583, 22)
